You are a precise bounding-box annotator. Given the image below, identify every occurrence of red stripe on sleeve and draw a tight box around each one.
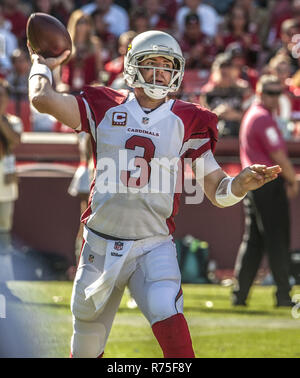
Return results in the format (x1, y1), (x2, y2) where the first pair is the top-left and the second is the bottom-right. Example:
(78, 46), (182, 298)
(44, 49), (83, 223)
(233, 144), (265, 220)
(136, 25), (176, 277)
(75, 95), (90, 133)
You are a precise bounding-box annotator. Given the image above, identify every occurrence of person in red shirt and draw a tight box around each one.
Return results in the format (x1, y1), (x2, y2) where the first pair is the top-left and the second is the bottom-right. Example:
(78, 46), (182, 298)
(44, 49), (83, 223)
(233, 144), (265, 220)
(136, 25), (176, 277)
(91, 8), (118, 64)
(129, 6), (151, 35)
(200, 52), (253, 138)
(225, 43), (259, 91)
(60, 9), (103, 95)
(215, 4), (260, 67)
(143, 0), (173, 32)
(2, 0), (27, 43)
(179, 12), (216, 69)
(268, 54), (295, 139)
(104, 31), (136, 86)
(234, 74), (299, 307)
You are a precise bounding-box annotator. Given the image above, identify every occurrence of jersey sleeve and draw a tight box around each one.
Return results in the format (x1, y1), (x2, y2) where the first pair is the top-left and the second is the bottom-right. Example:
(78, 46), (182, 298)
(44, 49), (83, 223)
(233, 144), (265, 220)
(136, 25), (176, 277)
(192, 149), (221, 178)
(75, 86), (129, 138)
(172, 100), (219, 162)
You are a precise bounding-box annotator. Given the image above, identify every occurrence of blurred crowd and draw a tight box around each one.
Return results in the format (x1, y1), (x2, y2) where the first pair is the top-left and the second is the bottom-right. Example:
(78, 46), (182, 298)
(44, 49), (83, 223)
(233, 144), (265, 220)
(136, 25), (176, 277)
(2, 0), (300, 139)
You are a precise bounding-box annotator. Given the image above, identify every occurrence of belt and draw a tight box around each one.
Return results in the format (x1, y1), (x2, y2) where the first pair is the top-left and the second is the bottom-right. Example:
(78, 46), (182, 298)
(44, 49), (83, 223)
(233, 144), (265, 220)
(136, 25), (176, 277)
(88, 228), (140, 241)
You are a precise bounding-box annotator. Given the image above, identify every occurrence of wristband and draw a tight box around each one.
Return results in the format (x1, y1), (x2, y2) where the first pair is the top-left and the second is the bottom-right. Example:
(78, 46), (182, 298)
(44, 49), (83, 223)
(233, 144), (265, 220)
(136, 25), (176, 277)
(29, 62), (53, 85)
(3, 154), (16, 174)
(215, 177), (246, 207)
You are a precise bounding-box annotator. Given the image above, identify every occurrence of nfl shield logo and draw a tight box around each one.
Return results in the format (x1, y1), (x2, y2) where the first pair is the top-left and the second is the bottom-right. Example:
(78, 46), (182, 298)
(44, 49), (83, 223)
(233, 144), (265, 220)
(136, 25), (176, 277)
(114, 241), (124, 251)
(142, 117), (149, 125)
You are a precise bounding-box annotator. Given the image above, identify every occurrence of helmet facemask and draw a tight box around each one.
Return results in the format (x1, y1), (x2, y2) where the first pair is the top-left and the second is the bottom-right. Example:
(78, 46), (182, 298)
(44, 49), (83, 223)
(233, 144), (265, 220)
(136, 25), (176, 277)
(124, 50), (185, 100)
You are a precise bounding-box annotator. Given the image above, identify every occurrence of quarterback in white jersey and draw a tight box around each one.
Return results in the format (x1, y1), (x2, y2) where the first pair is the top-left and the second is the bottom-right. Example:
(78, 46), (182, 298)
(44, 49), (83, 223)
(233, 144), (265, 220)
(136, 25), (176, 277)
(28, 30), (281, 358)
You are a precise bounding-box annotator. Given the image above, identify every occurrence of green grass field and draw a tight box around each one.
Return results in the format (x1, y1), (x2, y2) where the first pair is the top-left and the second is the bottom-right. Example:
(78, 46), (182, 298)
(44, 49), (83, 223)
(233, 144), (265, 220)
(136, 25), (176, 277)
(4, 281), (300, 358)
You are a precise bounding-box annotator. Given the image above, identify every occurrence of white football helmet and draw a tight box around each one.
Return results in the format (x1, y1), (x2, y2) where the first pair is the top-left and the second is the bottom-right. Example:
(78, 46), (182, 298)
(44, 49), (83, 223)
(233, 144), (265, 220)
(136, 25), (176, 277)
(124, 30), (185, 100)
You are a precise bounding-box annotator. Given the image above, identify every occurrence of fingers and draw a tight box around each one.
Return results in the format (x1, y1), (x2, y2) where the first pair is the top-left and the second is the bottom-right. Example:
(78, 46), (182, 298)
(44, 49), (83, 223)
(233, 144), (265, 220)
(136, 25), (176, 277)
(27, 41), (34, 55)
(247, 167), (264, 182)
(249, 164), (281, 181)
(263, 173), (279, 183)
(249, 164), (267, 171)
(57, 49), (71, 65)
(243, 167), (278, 187)
(45, 49), (71, 69)
(264, 165), (282, 174)
(27, 42), (71, 69)
(250, 164), (281, 174)
(27, 41), (36, 62)
(27, 40), (45, 64)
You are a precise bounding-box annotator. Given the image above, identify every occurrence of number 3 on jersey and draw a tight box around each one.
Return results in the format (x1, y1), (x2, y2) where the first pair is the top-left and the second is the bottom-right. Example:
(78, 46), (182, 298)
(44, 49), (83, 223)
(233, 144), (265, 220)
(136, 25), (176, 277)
(120, 135), (156, 188)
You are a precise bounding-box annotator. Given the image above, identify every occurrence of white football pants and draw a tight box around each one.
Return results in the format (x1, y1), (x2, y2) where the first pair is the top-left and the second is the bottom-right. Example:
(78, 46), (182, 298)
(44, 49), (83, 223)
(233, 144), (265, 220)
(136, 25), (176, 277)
(70, 232), (183, 358)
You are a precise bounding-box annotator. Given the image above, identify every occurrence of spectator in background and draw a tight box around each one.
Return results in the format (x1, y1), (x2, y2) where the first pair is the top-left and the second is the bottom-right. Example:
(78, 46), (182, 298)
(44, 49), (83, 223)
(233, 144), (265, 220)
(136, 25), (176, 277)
(205, 0), (234, 16)
(6, 49), (31, 132)
(0, 78), (22, 254)
(215, 4), (260, 67)
(175, 0), (220, 38)
(0, 4), (18, 77)
(104, 30), (136, 86)
(282, 53), (300, 138)
(129, 7), (151, 34)
(114, 0), (132, 12)
(265, 0), (293, 49)
(268, 18), (300, 75)
(136, 0), (178, 22)
(268, 54), (294, 139)
(179, 13), (216, 69)
(32, 0), (74, 25)
(2, 0), (27, 44)
(225, 43), (259, 91)
(200, 52), (252, 137)
(60, 9), (103, 94)
(91, 8), (117, 64)
(73, 0), (92, 6)
(81, 0), (129, 37)
(233, 75), (298, 307)
(290, 0), (300, 34)
(143, 0), (173, 32)
(235, 0), (271, 48)
(7, 49), (30, 103)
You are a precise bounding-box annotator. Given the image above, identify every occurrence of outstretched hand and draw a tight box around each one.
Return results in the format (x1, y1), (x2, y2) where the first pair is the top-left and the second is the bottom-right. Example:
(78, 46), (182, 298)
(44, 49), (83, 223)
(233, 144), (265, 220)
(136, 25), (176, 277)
(232, 164), (282, 197)
(27, 41), (71, 71)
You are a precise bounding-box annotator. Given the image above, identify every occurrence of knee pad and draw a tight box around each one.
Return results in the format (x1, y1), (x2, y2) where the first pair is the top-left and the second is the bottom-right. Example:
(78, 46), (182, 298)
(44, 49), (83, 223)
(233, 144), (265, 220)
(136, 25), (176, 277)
(148, 281), (183, 325)
(71, 281), (97, 321)
(140, 241), (182, 324)
(71, 319), (106, 358)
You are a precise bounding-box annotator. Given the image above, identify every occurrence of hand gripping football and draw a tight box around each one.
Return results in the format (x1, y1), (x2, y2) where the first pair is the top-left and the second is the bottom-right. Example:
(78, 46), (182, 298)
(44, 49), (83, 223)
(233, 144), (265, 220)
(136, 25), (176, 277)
(26, 13), (72, 64)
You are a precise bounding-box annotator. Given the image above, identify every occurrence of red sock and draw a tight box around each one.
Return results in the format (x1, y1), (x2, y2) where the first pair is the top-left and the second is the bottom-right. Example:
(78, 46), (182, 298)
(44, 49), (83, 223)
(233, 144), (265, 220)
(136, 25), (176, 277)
(152, 313), (195, 358)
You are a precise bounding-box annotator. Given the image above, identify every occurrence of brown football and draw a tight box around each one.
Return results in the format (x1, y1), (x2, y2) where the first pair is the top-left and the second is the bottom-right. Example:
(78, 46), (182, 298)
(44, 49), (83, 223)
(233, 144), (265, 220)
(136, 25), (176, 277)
(26, 13), (72, 63)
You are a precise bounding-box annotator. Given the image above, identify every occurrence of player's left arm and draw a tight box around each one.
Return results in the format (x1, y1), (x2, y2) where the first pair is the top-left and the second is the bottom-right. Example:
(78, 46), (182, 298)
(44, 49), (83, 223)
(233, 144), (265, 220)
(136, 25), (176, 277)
(194, 163), (282, 208)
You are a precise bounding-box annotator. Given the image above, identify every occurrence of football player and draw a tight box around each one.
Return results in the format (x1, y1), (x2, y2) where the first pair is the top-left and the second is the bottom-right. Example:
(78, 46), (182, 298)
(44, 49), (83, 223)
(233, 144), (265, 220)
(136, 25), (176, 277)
(28, 31), (281, 358)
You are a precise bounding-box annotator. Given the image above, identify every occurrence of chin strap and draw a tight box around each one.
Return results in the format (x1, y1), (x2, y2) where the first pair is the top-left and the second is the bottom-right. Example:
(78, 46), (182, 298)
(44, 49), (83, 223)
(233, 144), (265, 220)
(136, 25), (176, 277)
(143, 86), (169, 100)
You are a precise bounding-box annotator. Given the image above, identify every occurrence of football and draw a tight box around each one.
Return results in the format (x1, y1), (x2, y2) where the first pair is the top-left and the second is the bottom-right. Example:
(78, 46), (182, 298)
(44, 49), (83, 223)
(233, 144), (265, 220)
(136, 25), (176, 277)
(26, 13), (72, 63)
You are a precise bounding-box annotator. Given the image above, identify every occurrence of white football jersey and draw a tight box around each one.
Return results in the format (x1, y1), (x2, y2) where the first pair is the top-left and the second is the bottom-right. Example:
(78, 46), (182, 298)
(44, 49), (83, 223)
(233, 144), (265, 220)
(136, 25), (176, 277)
(76, 86), (218, 239)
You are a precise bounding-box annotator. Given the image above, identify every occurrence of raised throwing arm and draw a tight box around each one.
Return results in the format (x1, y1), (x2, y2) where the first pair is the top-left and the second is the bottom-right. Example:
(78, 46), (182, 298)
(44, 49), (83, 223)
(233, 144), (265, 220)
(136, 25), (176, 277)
(28, 46), (81, 130)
